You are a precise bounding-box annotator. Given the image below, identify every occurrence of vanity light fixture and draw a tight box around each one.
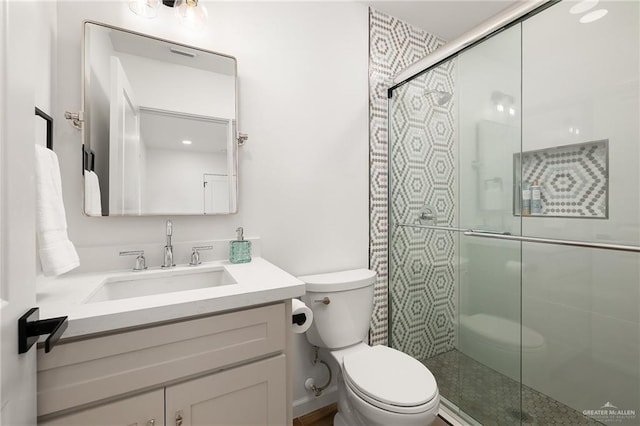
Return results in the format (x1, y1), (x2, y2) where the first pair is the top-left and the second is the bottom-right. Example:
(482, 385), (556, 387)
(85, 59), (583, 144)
(130, 0), (208, 32)
(129, 0), (160, 18)
(173, 0), (208, 32)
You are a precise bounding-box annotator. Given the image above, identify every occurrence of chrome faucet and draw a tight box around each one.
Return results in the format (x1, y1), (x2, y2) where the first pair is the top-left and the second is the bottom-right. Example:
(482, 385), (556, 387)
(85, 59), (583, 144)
(161, 220), (175, 268)
(119, 250), (147, 271)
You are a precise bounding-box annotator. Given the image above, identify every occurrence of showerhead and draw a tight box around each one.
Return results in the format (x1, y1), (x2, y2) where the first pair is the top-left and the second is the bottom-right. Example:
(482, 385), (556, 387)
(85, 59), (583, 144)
(425, 89), (452, 106)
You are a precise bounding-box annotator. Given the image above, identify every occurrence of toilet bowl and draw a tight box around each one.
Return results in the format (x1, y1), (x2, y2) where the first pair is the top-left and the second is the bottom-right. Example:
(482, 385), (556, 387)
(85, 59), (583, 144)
(300, 269), (440, 426)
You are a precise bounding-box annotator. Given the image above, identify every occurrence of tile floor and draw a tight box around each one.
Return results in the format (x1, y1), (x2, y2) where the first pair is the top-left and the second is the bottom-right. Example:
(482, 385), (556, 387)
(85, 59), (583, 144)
(424, 349), (604, 425)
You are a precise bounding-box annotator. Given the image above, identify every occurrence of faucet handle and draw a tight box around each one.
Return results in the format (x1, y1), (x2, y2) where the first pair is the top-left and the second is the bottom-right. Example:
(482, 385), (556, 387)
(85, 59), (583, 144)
(119, 250), (148, 271)
(189, 246), (213, 266)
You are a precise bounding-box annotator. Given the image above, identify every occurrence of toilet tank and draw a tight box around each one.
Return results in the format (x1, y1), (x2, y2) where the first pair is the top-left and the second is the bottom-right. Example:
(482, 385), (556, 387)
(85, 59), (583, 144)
(300, 269), (376, 349)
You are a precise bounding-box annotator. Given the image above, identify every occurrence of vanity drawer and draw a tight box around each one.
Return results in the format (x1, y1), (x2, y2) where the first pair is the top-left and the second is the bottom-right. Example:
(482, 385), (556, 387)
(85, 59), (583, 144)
(37, 302), (286, 417)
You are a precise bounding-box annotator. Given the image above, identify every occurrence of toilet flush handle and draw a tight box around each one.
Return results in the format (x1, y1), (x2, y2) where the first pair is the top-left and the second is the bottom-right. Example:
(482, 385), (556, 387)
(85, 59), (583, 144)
(313, 297), (330, 305)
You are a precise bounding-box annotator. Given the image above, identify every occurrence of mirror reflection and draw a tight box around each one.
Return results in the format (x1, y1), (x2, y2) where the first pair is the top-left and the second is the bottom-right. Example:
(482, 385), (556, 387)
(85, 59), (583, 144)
(83, 22), (238, 216)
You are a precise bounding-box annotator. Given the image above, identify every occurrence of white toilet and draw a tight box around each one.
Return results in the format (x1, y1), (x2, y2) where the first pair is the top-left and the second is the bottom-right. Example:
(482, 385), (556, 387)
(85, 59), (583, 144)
(300, 269), (440, 426)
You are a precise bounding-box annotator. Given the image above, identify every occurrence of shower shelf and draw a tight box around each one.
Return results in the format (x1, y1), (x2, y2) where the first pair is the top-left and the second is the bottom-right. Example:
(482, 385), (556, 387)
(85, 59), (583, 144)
(513, 139), (609, 219)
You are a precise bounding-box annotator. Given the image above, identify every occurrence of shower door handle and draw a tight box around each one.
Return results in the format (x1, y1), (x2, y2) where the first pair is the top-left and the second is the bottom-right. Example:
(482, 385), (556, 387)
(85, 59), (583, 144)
(463, 231), (640, 253)
(396, 223), (640, 253)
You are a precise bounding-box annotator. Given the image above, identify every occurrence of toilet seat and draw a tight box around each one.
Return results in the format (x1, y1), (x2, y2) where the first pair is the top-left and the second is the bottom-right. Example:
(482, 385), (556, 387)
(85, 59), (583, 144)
(342, 345), (438, 415)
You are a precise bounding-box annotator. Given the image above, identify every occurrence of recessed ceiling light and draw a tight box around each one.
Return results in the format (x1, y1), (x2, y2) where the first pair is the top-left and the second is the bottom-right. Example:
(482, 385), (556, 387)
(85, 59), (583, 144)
(570, 0), (598, 15)
(580, 8), (608, 23)
(182, 140), (192, 145)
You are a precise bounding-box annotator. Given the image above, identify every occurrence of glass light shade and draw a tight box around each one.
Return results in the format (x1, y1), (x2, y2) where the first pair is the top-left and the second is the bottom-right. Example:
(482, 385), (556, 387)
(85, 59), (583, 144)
(129, 0), (160, 18)
(174, 0), (208, 32)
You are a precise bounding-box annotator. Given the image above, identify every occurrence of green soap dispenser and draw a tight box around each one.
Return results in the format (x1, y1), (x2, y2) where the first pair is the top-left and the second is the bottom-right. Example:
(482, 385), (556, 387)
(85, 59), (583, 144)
(229, 227), (251, 264)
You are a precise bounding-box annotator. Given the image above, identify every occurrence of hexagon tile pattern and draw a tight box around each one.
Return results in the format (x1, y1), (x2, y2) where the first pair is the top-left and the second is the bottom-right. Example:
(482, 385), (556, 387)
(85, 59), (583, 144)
(517, 140), (608, 218)
(368, 8), (445, 346)
(369, 7), (457, 361)
(389, 73), (457, 361)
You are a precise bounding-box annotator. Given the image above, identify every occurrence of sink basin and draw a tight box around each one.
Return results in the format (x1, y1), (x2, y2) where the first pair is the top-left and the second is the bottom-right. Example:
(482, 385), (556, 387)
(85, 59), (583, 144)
(85, 267), (236, 303)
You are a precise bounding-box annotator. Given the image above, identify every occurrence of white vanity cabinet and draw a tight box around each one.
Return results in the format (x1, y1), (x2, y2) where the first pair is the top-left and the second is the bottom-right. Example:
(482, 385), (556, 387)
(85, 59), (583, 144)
(39, 389), (163, 426)
(37, 302), (291, 426)
(165, 355), (286, 426)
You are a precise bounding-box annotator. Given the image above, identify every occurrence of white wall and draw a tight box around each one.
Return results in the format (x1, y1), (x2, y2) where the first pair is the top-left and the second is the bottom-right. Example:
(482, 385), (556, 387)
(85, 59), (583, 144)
(144, 148), (226, 214)
(53, 1), (369, 416)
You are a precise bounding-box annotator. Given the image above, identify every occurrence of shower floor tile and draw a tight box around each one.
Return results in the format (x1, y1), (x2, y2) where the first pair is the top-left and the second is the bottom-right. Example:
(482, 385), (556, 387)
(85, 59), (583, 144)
(423, 349), (603, 426)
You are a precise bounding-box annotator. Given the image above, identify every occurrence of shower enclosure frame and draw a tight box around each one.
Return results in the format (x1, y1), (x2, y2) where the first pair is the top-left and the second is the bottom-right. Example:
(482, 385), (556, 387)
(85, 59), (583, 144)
(387, 0), (640, 424)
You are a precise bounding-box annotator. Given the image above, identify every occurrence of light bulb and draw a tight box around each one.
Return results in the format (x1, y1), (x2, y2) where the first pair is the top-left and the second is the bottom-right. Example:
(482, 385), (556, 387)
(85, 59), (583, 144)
(174, 0), (208, 32)
(129, 0), (160, 18)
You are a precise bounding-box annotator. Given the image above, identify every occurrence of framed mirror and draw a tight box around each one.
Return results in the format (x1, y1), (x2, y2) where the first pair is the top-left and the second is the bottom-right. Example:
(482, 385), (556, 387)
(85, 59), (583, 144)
(82, 21), (238, 216)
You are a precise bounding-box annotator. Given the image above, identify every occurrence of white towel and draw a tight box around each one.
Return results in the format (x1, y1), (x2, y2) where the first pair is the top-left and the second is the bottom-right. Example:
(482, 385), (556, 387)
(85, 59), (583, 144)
(35, 144), (80, 276)
(84, 170), (102, 216)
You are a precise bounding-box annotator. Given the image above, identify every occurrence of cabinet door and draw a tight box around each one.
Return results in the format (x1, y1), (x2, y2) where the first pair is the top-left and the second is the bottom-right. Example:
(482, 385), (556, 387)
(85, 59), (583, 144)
(39, 389), (164, 426)
(166, 355), (286, 426)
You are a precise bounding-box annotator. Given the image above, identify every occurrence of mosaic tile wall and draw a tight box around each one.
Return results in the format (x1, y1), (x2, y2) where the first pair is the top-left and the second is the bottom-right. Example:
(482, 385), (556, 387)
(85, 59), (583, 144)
(515, 140), (609, 218)
(388, 69), (457, 359)
(369, 8), (456, 356)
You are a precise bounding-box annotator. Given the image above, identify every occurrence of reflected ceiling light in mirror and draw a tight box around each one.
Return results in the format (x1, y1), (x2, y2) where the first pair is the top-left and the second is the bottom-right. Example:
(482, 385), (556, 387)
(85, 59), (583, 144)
(173, 0), (208, 32)
(569, 0), (598, 15)
(579, 9), (608, 23)
(129, 0), (160, 18)
(182, 140), (193, 145)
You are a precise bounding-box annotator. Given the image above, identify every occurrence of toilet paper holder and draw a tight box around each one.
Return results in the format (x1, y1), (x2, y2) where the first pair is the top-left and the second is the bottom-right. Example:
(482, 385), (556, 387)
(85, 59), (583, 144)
(292, 313), (307, 326)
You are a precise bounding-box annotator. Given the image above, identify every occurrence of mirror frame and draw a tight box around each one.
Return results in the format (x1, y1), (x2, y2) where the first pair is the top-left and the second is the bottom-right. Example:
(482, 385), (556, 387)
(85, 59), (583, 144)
(81, 20), (240, 216)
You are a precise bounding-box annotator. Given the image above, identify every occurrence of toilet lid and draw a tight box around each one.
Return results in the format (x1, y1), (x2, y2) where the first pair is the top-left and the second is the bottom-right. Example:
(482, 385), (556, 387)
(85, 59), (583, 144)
(342, 345), (437, 408)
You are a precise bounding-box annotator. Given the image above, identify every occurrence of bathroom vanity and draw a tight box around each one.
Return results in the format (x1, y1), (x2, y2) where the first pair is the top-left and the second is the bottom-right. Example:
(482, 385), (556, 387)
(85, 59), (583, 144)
(35, 258), (305, 425)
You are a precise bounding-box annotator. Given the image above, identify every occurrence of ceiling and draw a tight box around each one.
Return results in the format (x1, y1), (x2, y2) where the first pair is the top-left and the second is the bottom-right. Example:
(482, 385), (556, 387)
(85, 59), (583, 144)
(140, 109), (229, 153)
(361, 1), (521, 41)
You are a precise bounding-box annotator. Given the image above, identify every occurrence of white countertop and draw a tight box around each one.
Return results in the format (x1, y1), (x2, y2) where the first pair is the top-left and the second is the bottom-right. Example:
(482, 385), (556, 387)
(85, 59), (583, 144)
(36, 257), (305, 339)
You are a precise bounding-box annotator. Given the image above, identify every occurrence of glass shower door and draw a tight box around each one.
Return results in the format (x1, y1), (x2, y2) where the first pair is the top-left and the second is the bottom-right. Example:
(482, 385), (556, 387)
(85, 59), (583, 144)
(520, 2), (640, 424)
(454, 23), (525, 425)
(388, 22), (526, 425)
